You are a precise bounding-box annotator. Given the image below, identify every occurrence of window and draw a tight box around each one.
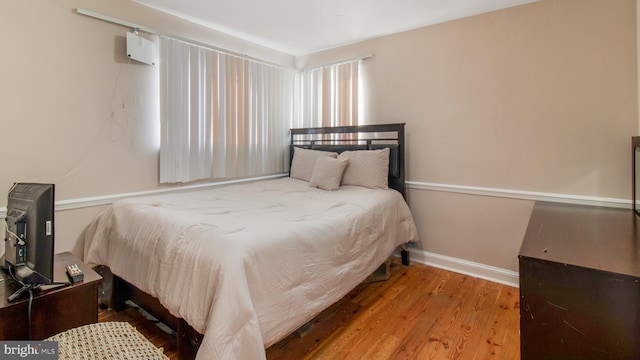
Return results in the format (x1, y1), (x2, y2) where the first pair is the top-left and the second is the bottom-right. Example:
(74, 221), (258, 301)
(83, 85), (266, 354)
(294, 59), (361, 129)
(159, 37), (362, 183)
(159, 37), (295, 183)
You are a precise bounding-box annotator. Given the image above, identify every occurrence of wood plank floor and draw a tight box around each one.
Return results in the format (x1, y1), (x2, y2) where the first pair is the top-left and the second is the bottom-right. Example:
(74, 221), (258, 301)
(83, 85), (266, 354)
(98, 259), (521, 359)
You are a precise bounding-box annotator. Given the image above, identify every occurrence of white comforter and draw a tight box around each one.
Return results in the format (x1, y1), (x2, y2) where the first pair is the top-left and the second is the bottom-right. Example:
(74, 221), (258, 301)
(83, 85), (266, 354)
(83, 178), (419, 359)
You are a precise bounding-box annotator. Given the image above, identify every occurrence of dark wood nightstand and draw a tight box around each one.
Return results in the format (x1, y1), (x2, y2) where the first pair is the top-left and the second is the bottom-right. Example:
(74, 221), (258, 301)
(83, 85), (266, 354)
(0, 252), (102, 340)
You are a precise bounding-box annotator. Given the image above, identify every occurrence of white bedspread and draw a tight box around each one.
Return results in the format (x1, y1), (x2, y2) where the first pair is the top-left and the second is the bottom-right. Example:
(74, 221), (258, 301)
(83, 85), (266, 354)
(83, 177), (419, 359)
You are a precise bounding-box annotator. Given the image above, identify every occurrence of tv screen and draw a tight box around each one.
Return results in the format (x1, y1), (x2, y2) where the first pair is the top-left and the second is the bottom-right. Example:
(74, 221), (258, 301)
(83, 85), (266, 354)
(3, 183), (55, 296)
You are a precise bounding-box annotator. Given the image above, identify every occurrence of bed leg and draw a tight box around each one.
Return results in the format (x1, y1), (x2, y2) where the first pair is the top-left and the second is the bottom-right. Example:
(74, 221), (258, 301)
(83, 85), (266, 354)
(401, 249), (410, 265)
(113, 275), (131, 312)
(178, 318), (202, 360)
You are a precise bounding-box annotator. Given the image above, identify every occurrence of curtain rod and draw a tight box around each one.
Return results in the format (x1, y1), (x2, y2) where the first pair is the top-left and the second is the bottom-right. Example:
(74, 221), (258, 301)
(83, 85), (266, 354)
(300, 54), (374, 71)
(74, 8), (290, 70)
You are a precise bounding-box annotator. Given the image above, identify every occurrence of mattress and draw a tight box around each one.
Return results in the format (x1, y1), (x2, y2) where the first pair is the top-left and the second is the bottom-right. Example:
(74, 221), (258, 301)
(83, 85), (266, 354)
(83, 177), (419, 359)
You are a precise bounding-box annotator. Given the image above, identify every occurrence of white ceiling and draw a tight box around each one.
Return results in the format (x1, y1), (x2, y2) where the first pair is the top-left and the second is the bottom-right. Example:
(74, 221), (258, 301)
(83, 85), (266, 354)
(133, 0), (538, 56)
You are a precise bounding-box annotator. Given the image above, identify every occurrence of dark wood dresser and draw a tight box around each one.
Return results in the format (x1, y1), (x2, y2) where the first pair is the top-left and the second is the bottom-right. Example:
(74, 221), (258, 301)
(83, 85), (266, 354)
(519, 202), (640, 359)
(0, 252), (102, 340)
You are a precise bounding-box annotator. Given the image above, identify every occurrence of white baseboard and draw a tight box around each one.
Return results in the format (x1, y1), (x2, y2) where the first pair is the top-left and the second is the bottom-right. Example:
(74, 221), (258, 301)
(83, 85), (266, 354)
(404, 248), (520, 288)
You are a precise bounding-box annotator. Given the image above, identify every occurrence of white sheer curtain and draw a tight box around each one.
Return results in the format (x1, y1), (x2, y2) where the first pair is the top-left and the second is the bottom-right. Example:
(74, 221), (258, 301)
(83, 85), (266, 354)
(159, 37), (295, 183)
(294, 59), (361, 129)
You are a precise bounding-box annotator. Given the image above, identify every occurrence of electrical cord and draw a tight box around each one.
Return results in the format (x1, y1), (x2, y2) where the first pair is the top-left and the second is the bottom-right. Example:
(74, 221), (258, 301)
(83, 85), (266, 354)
(5, 263), (70, 339)
(6, 264), (33, 337)
(4, 183), (23, 245)
(4, 217), (22, 245)
(27, 289), (33, 340)
(7, 262), (20, 284)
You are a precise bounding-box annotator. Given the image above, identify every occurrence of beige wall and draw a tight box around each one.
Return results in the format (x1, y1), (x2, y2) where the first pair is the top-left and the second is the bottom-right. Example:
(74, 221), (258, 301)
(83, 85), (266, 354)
(299, 0), (638, 272)
(0, 0), (293, 256)
(0, 0), (637, 276)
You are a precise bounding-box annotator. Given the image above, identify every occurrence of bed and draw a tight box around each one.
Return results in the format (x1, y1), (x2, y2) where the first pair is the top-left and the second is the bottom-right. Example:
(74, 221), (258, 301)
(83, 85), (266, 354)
(83, 123), (419, 359)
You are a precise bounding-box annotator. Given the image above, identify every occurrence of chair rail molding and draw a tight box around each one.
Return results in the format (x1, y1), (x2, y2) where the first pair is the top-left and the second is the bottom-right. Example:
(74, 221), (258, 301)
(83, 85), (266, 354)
(406, 181), (630, 209)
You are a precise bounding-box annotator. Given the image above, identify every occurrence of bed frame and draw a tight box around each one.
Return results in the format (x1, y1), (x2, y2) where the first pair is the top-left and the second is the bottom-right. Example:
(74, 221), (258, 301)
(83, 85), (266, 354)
(108, 123), (411, 359)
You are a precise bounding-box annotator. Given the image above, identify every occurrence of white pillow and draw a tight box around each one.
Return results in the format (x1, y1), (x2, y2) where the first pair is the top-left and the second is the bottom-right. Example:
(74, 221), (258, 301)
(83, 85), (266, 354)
(309, 156), (349, 191)
(338, 148), (390, 189)
(290, 147), (338, 182)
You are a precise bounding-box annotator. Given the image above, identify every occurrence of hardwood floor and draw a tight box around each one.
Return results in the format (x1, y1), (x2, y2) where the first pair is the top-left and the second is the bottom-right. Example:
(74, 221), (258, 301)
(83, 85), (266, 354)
(98, 259), (521, 359)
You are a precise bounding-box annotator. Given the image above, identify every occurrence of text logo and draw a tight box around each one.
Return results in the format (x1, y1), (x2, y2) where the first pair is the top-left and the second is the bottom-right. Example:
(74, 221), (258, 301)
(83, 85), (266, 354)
(1, 341), (58, 359)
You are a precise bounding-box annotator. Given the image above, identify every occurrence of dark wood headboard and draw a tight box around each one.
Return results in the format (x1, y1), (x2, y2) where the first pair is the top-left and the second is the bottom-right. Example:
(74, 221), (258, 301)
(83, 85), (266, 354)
(289, 123), (406, 198)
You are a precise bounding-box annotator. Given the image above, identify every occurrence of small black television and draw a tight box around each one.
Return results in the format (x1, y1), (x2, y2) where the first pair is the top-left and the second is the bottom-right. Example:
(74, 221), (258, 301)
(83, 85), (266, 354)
(3, 183), (55, 301)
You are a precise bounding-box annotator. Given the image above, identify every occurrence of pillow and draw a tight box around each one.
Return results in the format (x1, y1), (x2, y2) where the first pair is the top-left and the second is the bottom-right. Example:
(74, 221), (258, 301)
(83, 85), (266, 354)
(309, 156), (349, 191)
(338, 148), (390, 189)
(290, 147), (338, 182)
